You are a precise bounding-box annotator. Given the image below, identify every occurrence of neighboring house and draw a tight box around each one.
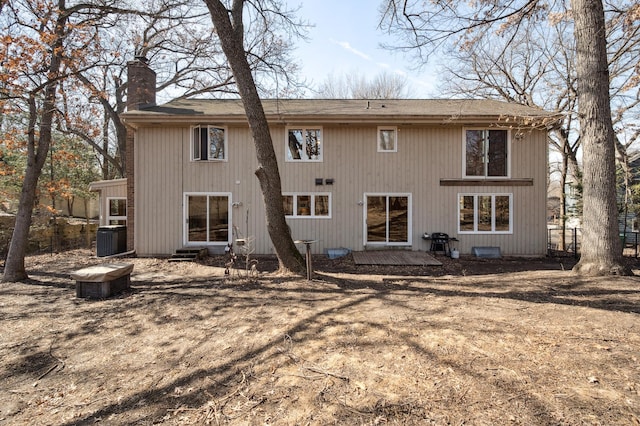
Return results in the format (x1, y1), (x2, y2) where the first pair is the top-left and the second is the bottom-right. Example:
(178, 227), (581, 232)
(117, 59), (555, 257)
(37, 196), (99, 220)
(54, 196), (99, 220)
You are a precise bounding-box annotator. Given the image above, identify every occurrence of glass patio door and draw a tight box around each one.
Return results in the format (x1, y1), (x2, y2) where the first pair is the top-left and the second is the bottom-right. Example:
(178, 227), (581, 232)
(365, 194), (411, 245)
(185, 194), (230, 245)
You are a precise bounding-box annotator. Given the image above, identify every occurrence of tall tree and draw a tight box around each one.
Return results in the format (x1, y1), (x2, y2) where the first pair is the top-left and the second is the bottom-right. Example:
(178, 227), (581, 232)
(2, 0), (71, 281)
(66, 0), (303, 181)
(0, 0), (140, 282)
(570, 0), (630, 274)
(380, 0), (637, 275)
(435, 2), (640, 251)
(202, 0), (305, 274)
(1, 0), (306, 281)
(62, 2), (232, 180)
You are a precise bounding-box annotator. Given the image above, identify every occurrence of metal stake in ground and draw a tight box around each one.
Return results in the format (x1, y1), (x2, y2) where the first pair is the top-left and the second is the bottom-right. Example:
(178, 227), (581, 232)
(295, 240), (316, 280)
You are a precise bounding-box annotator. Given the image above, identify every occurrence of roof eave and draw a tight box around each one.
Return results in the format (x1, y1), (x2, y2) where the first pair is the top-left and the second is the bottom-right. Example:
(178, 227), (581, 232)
(89, 178), (127, 191)
(121, 112), (553, 127)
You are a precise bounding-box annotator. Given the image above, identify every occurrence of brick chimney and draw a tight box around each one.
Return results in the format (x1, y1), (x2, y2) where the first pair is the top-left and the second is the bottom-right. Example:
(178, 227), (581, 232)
(126, 56), (156, 110)
(124, 56), (156, 252)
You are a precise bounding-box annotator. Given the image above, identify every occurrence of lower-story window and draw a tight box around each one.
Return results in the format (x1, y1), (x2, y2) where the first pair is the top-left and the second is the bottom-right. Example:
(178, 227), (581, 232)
(459, 193), (512, 233)
(107, 197), (127, 225)
(283, 193), (331, 218)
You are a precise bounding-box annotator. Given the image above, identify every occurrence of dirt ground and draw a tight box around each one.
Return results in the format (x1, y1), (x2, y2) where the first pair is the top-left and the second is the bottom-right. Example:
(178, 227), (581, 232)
(1, 249), (640, 425)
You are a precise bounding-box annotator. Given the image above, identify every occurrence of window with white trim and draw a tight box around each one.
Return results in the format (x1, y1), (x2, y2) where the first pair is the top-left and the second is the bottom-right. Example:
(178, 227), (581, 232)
(377, 126), (397, 152)
(282, 193), (331, 218)
(459, 193), (512, 233)
(464, 129), (509, 177)
(107, 197), (127, 225)
(192, 125), (227, 161)
(286, 127), (322, 161)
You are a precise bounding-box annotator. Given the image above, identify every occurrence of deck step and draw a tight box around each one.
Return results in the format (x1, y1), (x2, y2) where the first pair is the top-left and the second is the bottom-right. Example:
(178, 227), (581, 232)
(168, 247), (208, 262)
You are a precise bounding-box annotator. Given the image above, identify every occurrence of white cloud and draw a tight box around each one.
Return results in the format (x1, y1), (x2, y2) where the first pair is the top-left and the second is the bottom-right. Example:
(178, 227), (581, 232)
(324, 38), (436, 97)
(334, 40), (371, 61)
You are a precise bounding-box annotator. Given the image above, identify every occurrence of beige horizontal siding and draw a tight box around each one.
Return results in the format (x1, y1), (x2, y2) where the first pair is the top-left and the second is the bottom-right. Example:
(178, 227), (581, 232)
(134, 123), (548, 256)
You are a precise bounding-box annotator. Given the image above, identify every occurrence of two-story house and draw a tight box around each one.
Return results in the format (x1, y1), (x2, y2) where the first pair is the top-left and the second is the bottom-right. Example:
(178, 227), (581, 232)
(110, 58), (554, 257)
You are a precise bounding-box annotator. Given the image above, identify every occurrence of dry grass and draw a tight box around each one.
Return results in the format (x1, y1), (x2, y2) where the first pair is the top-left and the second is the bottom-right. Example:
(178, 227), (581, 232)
(1, 249), (639, 425)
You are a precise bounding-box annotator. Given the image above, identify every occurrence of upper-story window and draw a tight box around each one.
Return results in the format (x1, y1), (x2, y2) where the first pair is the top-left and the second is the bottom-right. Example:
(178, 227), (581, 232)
(377, 126), (397, 152)
(464, 129), (509, 177)
(286, 127), (322, 162)
(192, 125), (227, 161)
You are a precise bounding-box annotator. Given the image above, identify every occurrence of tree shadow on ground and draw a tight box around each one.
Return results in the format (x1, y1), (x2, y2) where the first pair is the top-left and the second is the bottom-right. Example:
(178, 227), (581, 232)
(44, 265), (640, 425)
(3, 249), (639, 425)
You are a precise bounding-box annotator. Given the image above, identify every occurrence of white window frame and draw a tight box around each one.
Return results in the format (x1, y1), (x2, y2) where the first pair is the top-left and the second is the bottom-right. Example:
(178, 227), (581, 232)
(363, 192), (413, 246)
(285, 126), (323, 162)
(282, 192), (332, 218)
(106, 197), (127, 225)
(191, 125), (228, 162)
(183, 192), (232, 247)
(462, 128), (511, 178)
(377, 126), (398, 153)
(458, 193), (513, 234)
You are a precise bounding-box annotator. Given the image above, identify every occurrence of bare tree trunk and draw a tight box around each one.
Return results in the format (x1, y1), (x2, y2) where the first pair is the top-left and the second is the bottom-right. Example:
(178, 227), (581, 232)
(571, 0), (631, 275)
(3, 95), (58, 281)
(67, 196), (75, 217)
(102, 108), (110, 179)
(3, 114), (40, 281)
(203, 0), (304, 274)
(2, 2), (66, 283)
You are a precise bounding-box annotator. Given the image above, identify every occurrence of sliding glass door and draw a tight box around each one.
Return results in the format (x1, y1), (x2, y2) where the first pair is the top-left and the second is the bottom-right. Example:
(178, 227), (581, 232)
(365, 194), (411, 246)
(185, 193), (231, 246)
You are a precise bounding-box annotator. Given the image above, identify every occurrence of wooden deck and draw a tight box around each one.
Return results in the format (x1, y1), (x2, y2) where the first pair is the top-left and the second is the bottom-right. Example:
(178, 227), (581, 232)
(352, 250), (442, 266)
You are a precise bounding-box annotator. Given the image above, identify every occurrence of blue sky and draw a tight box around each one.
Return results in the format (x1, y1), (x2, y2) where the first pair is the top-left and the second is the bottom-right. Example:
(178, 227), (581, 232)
(291, 1), (438, 97)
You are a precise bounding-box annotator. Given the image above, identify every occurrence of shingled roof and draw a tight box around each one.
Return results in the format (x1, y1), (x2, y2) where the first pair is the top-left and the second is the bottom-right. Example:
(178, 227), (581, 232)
(122, 98), (557, 127)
